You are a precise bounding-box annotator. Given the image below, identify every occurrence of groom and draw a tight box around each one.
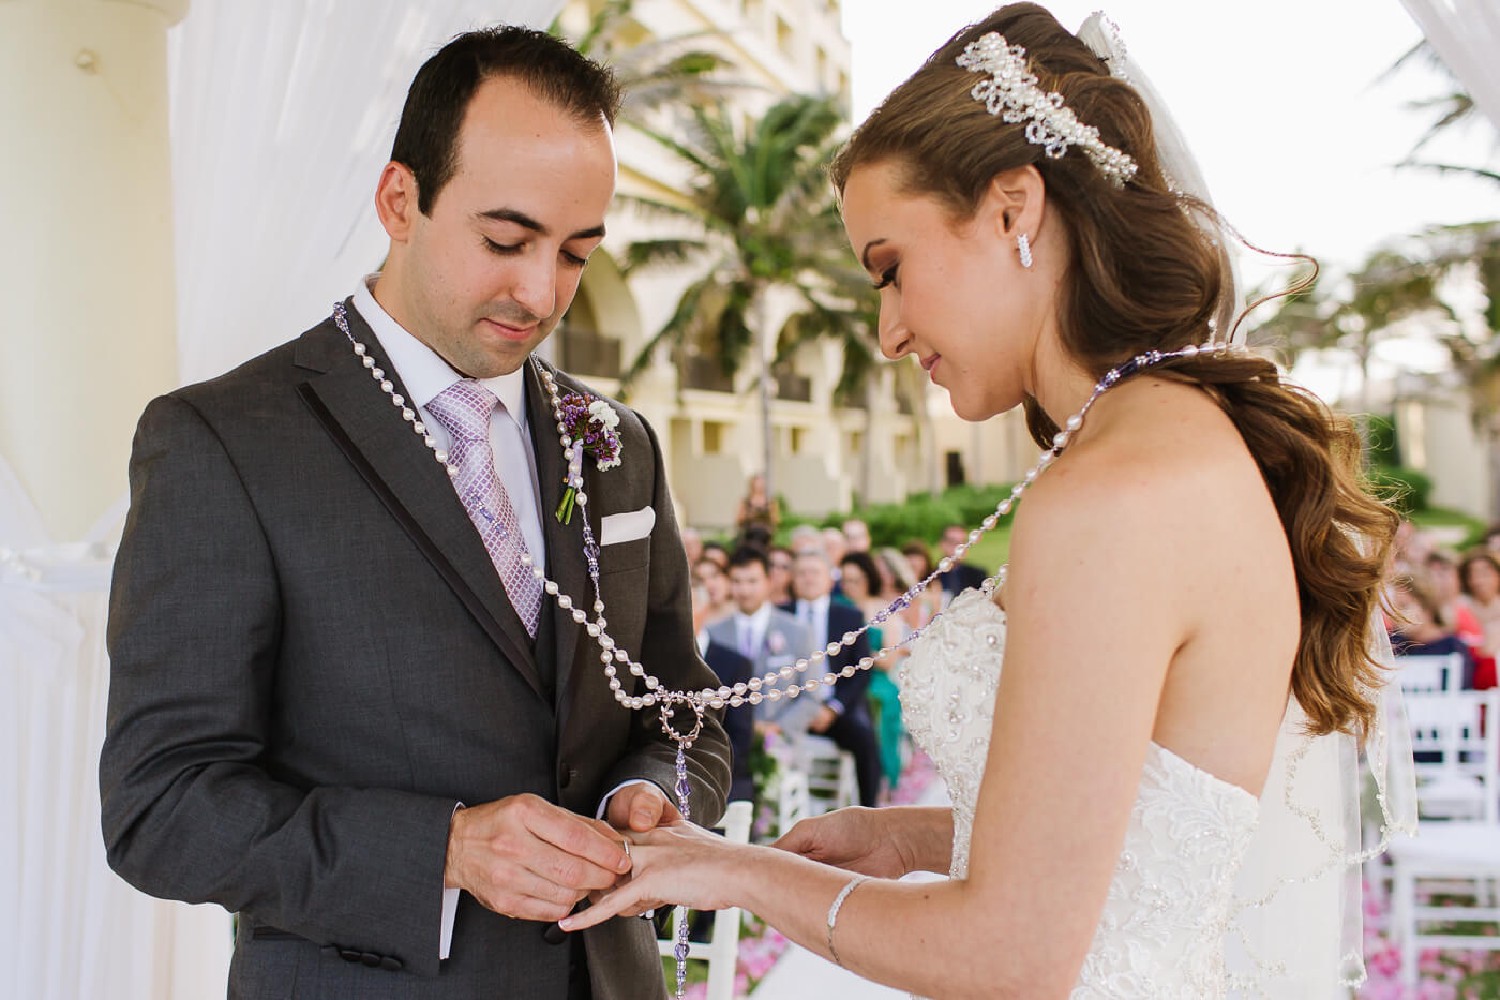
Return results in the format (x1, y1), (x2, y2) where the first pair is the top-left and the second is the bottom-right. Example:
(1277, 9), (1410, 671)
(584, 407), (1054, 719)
(99, 26), (729, 1000)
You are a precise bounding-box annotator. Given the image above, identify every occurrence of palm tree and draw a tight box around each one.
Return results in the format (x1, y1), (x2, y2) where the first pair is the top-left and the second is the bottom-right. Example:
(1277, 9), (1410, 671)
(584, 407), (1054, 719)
(618, 92), (863, 497)
(1381, 41), (1500, 188)
(552, 0), (743, 128)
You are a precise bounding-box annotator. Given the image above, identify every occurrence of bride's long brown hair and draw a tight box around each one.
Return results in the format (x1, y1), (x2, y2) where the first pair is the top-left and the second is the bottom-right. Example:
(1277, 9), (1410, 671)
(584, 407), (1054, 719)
(830, 3), (1397, 737)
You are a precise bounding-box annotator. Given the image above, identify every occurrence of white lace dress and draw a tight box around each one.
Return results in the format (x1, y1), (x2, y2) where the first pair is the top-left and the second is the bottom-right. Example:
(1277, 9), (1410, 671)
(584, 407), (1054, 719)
(899, 588), (1261, 999)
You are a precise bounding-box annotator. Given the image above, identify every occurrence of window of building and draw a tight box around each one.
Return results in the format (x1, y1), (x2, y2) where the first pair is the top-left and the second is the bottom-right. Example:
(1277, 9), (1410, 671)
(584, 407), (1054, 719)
(703, 421), (727, 455)
(776, 15), (794, 60)
(743, 0), (762, 25)
(815, 45), (828, 89)
(789, 426), (807, 454)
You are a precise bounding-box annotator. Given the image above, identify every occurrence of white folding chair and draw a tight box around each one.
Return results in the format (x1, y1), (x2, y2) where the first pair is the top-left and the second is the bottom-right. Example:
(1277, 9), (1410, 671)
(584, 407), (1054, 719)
(1389, 690), (1500, 991)
(1395, 652), (1464, 695)
(774, 768), (810, 840)
(657, 801), (753, 1000)
(802, 735), (857, 816)
(1405, 689), (1498, 822)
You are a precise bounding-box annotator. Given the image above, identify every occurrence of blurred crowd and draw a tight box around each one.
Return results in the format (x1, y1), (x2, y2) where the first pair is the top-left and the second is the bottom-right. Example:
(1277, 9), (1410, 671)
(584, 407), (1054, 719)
(1385, 520), (1500, 691)
(678, 475), (992, 812)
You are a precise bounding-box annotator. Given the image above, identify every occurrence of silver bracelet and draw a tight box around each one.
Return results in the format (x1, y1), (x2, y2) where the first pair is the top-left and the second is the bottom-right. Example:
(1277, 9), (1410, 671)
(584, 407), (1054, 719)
(825, 874), (870, 967)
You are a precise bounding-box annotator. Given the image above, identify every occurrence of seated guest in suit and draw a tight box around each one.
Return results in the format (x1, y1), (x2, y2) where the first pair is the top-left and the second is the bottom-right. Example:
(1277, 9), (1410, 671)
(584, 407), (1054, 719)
(785, 551), (881, 807)
(707, 548), (819, 746)
(936, 522), (987, 602)
(1389, 573), (1476, 689)
(692, 583), (756, 804)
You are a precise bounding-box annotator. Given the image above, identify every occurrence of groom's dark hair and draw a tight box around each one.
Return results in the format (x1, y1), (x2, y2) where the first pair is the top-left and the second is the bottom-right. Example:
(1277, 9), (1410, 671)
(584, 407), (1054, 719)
(391, 25), (622, 216)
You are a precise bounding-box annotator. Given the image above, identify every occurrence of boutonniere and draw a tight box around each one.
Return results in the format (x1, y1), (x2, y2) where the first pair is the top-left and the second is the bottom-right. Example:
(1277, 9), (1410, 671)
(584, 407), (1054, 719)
(767, 630), (785, 656)
(555, 392), (622, 524)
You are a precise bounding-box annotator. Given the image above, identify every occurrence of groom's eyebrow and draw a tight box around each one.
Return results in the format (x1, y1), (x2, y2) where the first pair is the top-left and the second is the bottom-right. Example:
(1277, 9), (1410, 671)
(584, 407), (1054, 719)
(477, 207), (606, 242)
(860, 238), (887, 272)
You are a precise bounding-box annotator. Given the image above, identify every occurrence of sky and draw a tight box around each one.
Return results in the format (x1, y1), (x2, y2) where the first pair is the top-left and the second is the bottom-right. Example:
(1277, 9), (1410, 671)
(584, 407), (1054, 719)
(840, 0), (1500, 289)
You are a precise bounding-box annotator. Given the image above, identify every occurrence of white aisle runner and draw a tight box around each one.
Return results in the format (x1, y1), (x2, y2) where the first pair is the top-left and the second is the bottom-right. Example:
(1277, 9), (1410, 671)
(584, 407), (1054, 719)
(750, 781), (951, 999)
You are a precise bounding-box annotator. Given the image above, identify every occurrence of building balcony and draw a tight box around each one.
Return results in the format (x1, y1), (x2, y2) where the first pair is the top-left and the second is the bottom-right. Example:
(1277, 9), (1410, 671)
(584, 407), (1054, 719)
(682, 355), (735, 392)
(559, 329), (622, 379)
(775, 371), (812, 402)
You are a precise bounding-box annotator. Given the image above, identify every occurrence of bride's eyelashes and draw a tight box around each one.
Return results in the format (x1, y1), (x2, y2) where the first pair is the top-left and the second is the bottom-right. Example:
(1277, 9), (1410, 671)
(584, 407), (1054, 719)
(873, 262), (900, 290)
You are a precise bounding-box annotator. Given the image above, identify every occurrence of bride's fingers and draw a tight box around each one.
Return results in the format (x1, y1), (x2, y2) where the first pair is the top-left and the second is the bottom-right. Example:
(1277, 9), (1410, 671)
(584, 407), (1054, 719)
(560, 881), (652, 931)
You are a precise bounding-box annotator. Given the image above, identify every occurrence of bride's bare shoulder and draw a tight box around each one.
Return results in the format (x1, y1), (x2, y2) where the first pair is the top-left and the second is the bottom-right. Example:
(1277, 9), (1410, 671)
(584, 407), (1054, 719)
(1010, 379), (1277, 574)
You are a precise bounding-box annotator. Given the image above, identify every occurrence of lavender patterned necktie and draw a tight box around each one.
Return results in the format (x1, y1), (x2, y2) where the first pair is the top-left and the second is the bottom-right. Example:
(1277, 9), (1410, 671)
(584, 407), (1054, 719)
(426, 380), (542, 637)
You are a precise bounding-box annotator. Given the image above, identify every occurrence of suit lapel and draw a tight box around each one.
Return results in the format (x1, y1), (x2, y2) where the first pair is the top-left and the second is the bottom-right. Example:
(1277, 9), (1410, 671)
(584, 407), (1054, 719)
(297, 308), (544, 699)
(526, 361), (588, 715)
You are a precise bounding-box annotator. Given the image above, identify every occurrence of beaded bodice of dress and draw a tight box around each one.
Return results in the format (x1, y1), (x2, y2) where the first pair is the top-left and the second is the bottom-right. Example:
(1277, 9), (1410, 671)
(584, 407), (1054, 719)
(899, 587), (1262, 998)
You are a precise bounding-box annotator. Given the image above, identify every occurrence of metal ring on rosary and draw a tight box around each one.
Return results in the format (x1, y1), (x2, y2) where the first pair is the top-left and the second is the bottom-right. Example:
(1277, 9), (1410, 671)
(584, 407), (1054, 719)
(657, 696), (706, 747)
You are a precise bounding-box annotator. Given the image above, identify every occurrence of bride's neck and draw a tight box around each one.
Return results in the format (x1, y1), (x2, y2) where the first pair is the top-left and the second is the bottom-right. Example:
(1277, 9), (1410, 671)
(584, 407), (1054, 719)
(1029, 335), (1098, 430)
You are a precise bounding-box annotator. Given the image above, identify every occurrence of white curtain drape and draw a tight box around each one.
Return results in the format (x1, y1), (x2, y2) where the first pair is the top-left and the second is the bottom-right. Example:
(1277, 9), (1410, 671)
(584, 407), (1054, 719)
(1400, 0), (1500, 134)
(4, 3), (564, 998)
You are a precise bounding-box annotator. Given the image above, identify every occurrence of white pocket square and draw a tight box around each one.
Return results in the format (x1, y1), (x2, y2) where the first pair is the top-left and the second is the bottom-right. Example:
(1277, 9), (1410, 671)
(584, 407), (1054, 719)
(600, 506), (656, 546)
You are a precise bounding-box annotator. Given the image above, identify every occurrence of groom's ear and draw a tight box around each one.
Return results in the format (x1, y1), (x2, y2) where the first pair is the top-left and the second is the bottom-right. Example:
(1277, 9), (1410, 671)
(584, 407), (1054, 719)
(375, 161), (421, 242)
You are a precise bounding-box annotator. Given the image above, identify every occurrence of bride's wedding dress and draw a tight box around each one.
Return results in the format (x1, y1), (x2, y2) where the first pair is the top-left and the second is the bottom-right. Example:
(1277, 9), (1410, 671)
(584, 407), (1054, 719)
(900, 587), (1261, 998)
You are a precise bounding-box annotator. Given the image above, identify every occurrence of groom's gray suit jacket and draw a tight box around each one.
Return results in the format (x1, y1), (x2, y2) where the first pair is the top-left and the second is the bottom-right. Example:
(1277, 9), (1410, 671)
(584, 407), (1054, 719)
(100, 301), (730, 1000)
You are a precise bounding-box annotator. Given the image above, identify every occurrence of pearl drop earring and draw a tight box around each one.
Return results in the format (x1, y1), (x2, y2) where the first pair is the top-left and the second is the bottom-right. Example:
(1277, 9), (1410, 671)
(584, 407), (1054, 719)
(1018, 232), (1033, 269)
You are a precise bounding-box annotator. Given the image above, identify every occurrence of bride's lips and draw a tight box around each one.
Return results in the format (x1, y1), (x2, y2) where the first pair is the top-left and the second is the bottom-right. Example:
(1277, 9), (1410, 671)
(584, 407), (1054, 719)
(481, 317), (538, 342)
(920, 353), (941, 378)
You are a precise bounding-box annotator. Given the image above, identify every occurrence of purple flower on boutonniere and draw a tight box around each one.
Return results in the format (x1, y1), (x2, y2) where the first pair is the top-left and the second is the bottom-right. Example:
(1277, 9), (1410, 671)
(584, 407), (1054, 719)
(555, 391), (622, 524)
(767, 630), (785, 656)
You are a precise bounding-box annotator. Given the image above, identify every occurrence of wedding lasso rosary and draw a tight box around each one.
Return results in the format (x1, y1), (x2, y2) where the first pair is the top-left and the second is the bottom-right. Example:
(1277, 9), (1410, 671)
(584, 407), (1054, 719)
(334, 300), (1243, 995)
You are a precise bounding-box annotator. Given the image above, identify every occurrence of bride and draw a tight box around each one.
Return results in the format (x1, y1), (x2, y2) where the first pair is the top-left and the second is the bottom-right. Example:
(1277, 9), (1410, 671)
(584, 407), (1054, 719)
(563, 4), (1407, 995)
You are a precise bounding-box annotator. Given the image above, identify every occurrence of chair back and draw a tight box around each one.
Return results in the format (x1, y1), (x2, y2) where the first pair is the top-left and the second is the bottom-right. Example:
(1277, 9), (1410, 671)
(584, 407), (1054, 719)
(1405, 689), (1498, 823)
(1395, 652), (1463, 695)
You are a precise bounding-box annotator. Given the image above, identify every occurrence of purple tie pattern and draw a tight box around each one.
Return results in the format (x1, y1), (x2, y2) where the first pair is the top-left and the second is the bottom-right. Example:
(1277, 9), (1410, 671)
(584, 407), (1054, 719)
(426, 380), (542, 636)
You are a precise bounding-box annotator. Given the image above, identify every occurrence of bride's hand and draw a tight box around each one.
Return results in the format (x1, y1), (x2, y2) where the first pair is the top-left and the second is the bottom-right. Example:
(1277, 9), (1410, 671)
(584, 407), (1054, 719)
(559, 820), (748, 932)
(773, 807), (924, 878)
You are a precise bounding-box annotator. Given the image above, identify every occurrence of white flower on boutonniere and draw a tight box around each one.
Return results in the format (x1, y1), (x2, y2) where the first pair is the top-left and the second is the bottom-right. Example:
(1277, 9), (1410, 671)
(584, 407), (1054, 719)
(767, 630), (785, 656)
(555, 391), (623, 523)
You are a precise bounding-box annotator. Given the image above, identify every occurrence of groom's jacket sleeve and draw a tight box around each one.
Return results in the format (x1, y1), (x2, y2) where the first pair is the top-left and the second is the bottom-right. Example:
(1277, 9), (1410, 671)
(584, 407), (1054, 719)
(594, 415), (732, 824)
(100, 393), (458, 977)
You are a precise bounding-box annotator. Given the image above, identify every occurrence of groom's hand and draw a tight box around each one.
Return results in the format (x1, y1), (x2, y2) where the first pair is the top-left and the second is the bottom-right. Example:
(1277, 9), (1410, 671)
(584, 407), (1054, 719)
(604, 781), (682, 833)
(444, 794), (633, 923)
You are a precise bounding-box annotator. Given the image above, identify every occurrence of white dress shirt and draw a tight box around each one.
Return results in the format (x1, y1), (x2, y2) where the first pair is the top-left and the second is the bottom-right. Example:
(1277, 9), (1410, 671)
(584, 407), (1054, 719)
(353, 276), (545, 566)
(795, 595), (838, 709)
(733, 603), (773, 661)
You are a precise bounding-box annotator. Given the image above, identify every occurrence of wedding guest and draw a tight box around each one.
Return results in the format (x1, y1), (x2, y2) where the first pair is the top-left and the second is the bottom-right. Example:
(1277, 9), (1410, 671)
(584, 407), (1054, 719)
(692, 557), (733, 630)
(1388, 574), (1475, 689)
(935, 523), (987, 600)
(787, 551), (881, 806)
(693, 583), (756, 804)
(701, 540), (730, 572)
(843, 519), (873, 554)
(839, 551), (906, 796)
(788, 524), (823, 558)
(707, 549), (818, 742)
(1458, 550), (1500, 657)
(767, 546), (796, 606)
(823, 527), (849, 566)
(681, 526), (704, 569)
(878, 547), (940, 630)
(901, 540), (935, 587)
(1422, 550), (1483, 650)
(735, 473), (779, 538)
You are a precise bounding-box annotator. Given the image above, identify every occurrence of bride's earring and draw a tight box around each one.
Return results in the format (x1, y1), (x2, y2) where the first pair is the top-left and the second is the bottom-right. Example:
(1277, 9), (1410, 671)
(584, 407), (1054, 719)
(1017, 233), (1034, 269)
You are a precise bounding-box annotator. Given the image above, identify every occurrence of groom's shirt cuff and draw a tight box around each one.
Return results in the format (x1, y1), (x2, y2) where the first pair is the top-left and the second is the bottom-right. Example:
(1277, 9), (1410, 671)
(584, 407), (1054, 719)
(596, 779), (669, 820)
(440, 802), (463, 959)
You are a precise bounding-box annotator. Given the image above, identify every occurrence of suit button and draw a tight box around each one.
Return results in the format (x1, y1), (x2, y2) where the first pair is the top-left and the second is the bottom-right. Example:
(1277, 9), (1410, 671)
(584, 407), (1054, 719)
(558, 762), (573, 789)
(360, 952), (381, 968)
(378, 956), (403, 972)
(339, 949), (361, 963)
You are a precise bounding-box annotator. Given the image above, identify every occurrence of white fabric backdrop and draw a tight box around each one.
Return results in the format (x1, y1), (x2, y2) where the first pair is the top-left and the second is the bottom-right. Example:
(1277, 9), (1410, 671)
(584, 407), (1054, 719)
(3, 2), (563, 997)
(1399, 0), (1500, 134)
